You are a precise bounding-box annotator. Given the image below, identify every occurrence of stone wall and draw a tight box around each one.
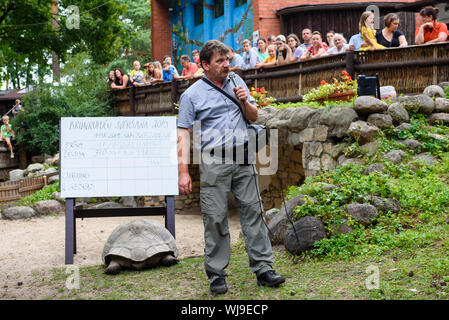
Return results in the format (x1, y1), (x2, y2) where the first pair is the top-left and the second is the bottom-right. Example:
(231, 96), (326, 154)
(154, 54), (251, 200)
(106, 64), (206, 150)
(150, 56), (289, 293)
(146, 83), (449, 213)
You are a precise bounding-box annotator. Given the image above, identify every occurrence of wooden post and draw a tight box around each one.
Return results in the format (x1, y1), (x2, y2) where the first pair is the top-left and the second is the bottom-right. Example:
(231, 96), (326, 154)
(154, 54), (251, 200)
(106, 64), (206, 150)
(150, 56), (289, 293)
(345, 50), (355, 80)
(171, 80), (178, 113)
(129, 86), (136, 116)
(65, 198), (75, 264)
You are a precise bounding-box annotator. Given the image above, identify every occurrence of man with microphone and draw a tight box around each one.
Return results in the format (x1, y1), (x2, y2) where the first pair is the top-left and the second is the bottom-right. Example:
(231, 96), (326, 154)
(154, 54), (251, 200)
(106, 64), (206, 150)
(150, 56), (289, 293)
(177, 40), (285, 295)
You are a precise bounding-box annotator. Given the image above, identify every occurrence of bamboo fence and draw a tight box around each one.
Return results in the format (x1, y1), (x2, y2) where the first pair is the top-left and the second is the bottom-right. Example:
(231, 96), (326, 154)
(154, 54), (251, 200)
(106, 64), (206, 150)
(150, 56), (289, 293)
(0, 176), (47, 204)
(112, 42), (449, 115)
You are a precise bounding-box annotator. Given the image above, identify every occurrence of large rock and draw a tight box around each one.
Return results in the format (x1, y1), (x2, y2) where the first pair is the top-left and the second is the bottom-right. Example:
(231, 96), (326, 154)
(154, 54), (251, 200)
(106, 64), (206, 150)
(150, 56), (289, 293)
(348, 120), (380, 144)
(438, 82), (449, 89)
(331, 219), (353, 235)
(412, 153), (437, 166)
(367, 113), (393, 129)
(347, 203), (378, 226)
(366, 163), (385, 174)
(366, 195), (401, 213)
(399, 138), (422, 152)
(267, 195), (307, 245)
(287, 107), (318, 132)
(284, 216), (327, 255)
(2, 206), (37, 220)
(396, 94), (435, 114)
(388, 103), (410, 124)
(383, 150), (406, 164)
(121, 196), (137, 208)
(307, 107), (358, 138)
(428, 113), (449, 125)
(435, 98), (449, 113)
(93, 202), (124, 209)
(354, 96), (388, 116)
(34, 200), (64, 215)
(395, 122), (411, 132)
(9, 169), (24, 181)
(423, 85), (445, 98)
(24, 163), (45, 176)
(254, 107), (281, 126)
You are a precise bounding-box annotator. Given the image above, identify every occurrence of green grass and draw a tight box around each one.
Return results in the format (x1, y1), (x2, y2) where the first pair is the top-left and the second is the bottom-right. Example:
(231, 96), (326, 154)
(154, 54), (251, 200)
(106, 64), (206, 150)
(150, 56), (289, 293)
(27, 225), (449, 300)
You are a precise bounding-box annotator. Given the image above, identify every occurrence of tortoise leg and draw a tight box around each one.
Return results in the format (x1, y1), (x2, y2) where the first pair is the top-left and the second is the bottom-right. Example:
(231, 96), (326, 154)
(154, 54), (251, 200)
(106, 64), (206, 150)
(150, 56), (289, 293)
(160, 254), (179, 267)
(105, 259), (121, 275)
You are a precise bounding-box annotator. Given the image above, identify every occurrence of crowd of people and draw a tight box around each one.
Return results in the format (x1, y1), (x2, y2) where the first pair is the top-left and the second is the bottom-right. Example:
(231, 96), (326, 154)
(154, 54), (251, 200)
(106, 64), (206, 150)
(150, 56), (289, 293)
(108, 7), (449, 89)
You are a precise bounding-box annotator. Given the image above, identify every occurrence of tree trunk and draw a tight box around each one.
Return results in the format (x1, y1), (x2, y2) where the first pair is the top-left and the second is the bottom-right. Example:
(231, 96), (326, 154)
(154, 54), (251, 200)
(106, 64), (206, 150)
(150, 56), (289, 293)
(51, 0), (60, 82)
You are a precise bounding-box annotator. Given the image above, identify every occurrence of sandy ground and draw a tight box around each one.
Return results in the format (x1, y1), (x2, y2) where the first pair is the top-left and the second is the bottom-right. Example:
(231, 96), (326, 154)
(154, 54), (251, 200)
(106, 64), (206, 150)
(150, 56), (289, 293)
(0, 209), (242, 299)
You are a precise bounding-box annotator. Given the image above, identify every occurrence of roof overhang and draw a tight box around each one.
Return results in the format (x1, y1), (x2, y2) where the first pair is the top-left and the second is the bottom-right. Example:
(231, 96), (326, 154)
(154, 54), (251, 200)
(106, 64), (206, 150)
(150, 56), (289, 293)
(277, 1), (443, 16)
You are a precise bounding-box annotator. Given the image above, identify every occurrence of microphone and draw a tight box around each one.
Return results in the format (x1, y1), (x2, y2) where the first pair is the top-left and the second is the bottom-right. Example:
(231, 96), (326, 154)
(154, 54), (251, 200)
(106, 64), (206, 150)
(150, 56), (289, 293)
(229, 72), (238, 87)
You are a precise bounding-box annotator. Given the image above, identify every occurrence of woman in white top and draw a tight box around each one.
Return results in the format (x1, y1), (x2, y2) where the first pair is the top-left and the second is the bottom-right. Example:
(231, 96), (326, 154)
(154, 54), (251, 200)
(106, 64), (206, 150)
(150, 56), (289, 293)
(324, 33), (349, 55)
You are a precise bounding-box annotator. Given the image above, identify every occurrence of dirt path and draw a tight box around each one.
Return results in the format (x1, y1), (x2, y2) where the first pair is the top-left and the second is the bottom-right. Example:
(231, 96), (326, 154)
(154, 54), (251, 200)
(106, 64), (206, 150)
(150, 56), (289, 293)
(0, 210), (242, 299)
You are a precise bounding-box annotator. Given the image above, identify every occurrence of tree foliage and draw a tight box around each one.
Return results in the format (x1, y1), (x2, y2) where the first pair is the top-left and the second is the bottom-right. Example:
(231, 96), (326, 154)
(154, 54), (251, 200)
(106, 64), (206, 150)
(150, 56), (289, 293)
(0, 0), (127, 87)
(13, 53), (117, 156)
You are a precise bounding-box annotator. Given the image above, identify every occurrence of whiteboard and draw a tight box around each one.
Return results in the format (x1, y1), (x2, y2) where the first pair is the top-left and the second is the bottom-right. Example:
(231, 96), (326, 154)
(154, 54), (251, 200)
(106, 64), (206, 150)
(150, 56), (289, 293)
(60, 117), (179, 198)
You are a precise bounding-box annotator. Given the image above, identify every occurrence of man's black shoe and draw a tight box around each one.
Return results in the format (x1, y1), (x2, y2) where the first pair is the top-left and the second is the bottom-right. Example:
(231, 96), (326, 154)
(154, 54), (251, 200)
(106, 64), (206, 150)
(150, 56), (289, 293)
(257, 270), (285, 287)
(210, 277), (228, 295)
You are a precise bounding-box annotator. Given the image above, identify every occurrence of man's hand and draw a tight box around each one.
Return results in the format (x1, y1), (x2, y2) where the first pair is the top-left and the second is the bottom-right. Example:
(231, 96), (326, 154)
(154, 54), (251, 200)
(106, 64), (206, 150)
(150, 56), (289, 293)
(233, 86), (248, 103)
(179, 172), (192, 195)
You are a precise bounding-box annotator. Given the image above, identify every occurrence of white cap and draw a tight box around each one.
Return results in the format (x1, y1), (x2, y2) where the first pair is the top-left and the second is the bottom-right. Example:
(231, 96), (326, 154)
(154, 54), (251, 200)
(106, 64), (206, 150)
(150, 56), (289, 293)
(276, 35), (286, 42)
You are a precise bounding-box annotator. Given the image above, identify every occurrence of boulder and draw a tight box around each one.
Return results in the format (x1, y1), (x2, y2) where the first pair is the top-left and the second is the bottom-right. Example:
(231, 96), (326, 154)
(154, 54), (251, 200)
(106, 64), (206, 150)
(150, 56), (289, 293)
(263, 208), (279, 225)
(267, 195), (307, 245)
(121, 196), (137, 208)
(287, 107), (318, 132)
(383, 150), (406, 164)
(396, 95), (434, 114)
(435, 98), (449, 113)
(367, 113), (393, 129)
(412, 153), (437, 166)
(438, 82), (449, 89)
(24, 163), (45, 175)
(34, 200), (64, 215)
(354, 96), (388, 116)
(284, 216), (327, 255)
(347, 203), (378, 226)
(348, 120), (380, 144)
(360, 141), (379, 154)
(48, 175), (59, 184)
(366, 195), (401, 213)
(254, 107), (281, 127)
(423, 85), (445, 98)
(2, 206), (37, 220)
(388, 103), (410, 124)
(93, 202), (124, 209)
(366, 163), (385, 174)
(395, 122), (411, 132)
(51, 153), (59, 166)
(307, 107), (358, 138)
(9, 169), (24, 181)
(428, 113), (449, 125)
(331, 219), (353, 235)
(399, 138), (423, 152)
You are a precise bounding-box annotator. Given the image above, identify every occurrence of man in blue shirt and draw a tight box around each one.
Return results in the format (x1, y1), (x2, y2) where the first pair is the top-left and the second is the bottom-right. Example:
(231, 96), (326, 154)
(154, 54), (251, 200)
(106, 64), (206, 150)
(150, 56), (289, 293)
(228, 46), (244, 71)
(348, 33), (365, 51)
(241, 39), (259, 70)
(177, 40), (285, 295)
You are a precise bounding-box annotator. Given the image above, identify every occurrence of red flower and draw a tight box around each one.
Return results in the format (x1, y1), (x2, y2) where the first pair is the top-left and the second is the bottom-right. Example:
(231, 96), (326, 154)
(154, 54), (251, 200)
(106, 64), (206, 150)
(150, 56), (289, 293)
(320, 80), (326, 85)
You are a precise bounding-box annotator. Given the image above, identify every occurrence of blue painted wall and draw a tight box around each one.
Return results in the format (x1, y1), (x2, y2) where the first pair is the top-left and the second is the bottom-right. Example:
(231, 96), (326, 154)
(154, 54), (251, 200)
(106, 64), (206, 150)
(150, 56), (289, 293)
(170, 0), (253, 68)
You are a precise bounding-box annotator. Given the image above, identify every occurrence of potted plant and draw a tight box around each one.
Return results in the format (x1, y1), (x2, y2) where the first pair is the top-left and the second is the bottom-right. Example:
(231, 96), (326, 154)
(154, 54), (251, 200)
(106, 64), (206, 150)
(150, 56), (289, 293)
(249, 87), (276, 108)
(303, 70), (357, 104)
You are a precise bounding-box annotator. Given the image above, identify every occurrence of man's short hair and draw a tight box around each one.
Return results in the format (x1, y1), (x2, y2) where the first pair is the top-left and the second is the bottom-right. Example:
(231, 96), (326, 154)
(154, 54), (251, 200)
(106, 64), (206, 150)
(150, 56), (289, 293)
(163, 55), (171, 62)
(242, 39), (251, 46)
(312, 31), (321, 37)
(192, 49), (200, 55)
(181, 54), (190, 62)
(162, 60), (170, 66)
(199, 40), (230, 68)
(302, 28), (312, 34)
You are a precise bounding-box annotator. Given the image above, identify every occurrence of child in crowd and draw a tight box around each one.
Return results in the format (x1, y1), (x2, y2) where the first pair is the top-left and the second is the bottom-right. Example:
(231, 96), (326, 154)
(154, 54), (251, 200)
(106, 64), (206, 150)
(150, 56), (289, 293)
(360, 11), (386, 51)
(12, 99), (23, 118)
(1, 115), (15, 158)
(129, 60), (146, 86)
(255, 44), (277, 69)
(162, 60), (177, 82)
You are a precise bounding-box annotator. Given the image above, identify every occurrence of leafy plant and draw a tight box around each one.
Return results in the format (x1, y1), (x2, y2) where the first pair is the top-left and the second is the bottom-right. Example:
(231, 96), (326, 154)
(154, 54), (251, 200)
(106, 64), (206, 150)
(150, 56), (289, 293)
(302, 70), (357, 103)
(249, 87), (276, 107)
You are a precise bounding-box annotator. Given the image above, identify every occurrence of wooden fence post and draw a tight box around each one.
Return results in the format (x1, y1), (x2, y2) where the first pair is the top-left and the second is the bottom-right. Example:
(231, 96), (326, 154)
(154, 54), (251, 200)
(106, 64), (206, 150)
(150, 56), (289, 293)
(129, 86), (136, 116)
(171, 80), (179, 114)
(345, 50), (355, 80)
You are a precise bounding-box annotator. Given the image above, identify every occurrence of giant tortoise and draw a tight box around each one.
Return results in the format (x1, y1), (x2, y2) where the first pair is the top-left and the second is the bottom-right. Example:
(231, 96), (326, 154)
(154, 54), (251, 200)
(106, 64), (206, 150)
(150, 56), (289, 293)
(102, 219), (178, 275)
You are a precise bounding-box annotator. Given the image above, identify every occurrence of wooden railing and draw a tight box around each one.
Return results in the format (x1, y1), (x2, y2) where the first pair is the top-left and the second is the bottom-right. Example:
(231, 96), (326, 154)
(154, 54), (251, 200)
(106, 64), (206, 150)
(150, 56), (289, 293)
(112, 42), (449, 116)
